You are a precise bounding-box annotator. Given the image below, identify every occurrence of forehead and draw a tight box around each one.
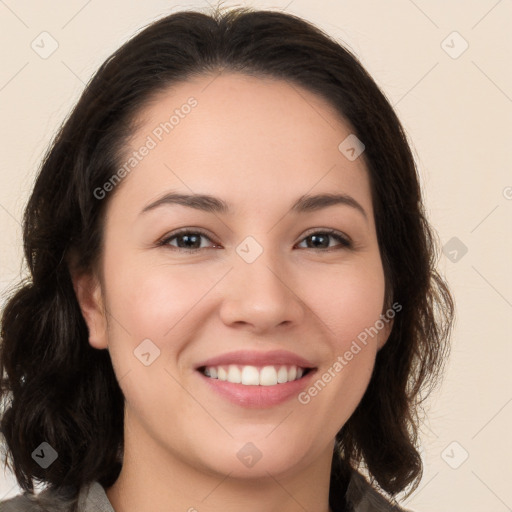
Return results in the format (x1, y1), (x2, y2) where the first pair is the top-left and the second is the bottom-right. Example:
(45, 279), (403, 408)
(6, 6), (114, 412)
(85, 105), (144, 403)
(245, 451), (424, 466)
(111, 72), (373, 220)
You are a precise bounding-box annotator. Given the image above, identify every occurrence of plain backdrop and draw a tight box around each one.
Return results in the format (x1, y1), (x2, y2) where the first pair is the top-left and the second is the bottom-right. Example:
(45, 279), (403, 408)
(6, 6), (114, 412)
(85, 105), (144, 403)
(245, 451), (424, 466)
(0, 1), (511, 511)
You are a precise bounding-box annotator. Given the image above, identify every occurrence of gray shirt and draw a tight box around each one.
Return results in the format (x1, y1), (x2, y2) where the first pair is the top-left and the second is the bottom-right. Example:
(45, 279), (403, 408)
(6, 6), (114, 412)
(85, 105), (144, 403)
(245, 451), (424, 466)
(0, 470), (412, 512)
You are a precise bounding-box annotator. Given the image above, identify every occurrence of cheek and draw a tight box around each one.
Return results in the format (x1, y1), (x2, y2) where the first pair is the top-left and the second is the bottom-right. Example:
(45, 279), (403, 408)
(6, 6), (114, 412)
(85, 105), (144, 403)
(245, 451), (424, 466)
(296, 267), (385, 432)
(299, 259), (386, 347)
(102, 256), (220, 349)
(99, 260), (215, 408)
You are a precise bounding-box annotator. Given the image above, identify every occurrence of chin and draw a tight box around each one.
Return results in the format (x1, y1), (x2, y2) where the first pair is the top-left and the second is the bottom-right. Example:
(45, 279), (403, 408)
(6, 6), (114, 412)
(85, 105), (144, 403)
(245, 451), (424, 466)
(191, 436), (316, 481)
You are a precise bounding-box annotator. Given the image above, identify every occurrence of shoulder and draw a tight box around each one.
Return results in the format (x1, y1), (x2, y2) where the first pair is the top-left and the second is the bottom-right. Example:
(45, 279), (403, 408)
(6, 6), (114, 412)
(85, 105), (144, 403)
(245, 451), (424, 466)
(346, 470), (414, 512)
(0, 482), (109, 512)
(0, 493), (39, 512)
(0, 491), (73, 512)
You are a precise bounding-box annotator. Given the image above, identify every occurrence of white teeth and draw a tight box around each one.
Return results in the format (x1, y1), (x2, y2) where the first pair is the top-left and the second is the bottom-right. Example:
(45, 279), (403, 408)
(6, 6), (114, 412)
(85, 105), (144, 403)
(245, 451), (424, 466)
(277, 366), (288, 383)
(227, 365), (242, 383)
(202, 364), (307, 385)
(260, 366), (278, 386)
(241, 366), (260, 385)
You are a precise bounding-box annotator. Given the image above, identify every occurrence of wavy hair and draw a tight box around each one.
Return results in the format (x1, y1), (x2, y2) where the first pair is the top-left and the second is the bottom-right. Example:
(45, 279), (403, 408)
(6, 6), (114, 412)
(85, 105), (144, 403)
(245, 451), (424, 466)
(0, 5), (454, 506)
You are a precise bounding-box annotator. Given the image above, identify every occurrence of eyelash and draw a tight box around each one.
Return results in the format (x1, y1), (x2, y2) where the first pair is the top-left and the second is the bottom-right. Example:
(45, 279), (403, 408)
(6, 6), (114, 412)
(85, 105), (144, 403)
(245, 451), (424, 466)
(157, 228), (352, 253)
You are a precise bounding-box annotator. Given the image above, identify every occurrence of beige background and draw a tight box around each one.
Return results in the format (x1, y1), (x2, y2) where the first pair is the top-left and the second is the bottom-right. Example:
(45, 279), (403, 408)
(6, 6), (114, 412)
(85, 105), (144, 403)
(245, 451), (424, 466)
(1, 0), (511, 510)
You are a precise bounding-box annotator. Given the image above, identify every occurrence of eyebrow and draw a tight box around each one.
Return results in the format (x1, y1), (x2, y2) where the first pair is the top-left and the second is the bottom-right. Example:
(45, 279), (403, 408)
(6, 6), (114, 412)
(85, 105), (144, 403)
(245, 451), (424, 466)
(141, 191), (368, 221)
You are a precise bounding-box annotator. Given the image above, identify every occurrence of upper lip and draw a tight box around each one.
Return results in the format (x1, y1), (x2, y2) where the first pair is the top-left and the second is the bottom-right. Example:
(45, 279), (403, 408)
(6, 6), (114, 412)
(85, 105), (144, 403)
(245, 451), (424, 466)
(195, 350), (316, 370)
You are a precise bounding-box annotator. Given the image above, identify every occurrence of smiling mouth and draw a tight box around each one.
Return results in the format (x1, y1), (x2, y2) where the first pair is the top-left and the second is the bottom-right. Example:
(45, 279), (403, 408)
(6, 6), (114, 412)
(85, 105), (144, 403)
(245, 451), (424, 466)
(198, 364), (314, 386)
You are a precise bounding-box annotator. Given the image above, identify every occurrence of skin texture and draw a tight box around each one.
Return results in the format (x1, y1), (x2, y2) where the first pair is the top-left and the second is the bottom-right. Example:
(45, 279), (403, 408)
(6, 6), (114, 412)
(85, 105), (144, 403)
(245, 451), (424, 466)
(72, 72), (392, 512)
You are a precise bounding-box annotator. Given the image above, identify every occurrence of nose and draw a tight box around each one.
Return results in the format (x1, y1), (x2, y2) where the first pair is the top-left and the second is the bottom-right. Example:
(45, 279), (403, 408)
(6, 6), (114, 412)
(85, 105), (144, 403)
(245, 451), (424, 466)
(218, 249), (305, 334)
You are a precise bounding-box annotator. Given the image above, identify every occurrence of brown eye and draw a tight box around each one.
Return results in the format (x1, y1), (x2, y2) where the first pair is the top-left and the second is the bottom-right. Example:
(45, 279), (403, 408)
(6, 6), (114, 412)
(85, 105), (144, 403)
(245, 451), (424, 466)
(297, 230), (352, 251)
(158, 229), (218, 252)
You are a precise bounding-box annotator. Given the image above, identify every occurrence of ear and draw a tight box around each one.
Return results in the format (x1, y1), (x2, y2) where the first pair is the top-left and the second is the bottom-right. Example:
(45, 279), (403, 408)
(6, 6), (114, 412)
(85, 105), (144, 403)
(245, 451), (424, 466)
(376, 315), (394, 351)
(71, 271), (108, 350)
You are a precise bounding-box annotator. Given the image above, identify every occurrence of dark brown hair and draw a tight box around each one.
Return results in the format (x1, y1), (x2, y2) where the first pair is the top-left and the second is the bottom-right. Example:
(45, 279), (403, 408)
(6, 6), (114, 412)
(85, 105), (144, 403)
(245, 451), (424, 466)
(0, 4), (454, 505)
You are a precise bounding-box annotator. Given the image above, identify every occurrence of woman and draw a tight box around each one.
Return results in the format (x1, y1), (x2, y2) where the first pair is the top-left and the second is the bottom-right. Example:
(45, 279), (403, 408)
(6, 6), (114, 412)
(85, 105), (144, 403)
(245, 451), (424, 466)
(0, 6), (454, 512)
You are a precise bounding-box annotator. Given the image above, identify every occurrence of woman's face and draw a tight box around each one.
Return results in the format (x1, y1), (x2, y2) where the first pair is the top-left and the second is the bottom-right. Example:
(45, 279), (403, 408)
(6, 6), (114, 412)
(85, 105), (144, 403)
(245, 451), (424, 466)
(75, 72), (392, 480)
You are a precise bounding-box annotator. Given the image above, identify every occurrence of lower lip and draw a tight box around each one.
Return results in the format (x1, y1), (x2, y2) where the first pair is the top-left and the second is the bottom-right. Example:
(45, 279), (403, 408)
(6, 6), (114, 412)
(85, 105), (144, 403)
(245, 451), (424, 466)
(197, 370), (317, 408)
